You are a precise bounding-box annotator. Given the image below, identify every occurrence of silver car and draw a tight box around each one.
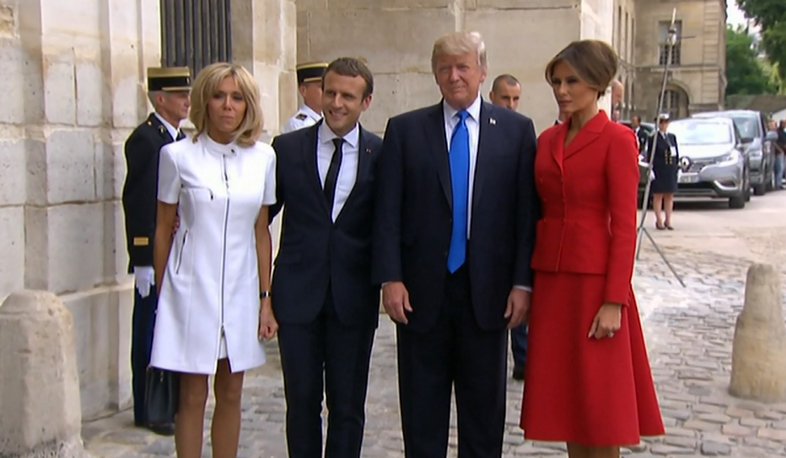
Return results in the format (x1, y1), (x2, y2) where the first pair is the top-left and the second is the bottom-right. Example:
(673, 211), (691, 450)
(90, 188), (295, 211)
(667, 117), (750, 209)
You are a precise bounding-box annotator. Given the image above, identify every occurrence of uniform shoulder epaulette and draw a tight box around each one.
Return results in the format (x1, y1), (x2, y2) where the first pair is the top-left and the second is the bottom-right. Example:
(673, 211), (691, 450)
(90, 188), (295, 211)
(295, 113), (308, 120)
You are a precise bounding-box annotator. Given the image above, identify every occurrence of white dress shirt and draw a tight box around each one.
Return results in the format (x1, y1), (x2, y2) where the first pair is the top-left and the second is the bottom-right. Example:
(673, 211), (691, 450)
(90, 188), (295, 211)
(443, 95), (482, 238)
(317, 121), (359, 221)
(154, 112), (181, 142)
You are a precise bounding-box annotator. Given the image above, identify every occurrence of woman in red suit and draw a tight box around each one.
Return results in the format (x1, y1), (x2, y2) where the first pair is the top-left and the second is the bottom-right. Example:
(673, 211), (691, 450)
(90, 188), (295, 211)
(519, 40), (664, 458)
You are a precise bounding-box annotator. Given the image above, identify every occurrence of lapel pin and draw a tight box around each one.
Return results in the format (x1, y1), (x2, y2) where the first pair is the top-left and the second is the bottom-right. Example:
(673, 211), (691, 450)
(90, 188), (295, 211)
(365, 147), (372, 154)
(489, 118), (496, 125)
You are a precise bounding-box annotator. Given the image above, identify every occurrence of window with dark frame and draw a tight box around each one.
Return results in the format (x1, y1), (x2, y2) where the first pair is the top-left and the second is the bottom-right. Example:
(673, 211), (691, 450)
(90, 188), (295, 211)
(658, 20), (682, 66)
(160, 0), (232, 77)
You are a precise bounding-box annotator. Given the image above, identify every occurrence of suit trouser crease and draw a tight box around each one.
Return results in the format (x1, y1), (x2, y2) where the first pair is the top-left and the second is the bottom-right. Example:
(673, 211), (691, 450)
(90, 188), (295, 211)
(278, 293), (375, 458)
(397, 264), (508, 458)
(131, 288), (158, 425)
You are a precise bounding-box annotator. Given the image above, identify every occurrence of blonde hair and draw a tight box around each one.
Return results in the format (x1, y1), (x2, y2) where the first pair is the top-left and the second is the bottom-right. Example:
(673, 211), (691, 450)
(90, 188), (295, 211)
(431, 31), (488, 72)
(189, 62), (263, 147)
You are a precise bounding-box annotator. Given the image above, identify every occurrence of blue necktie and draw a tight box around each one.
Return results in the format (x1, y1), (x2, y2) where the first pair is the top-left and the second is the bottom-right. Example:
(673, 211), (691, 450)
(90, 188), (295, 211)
(447, 110), (470, 273)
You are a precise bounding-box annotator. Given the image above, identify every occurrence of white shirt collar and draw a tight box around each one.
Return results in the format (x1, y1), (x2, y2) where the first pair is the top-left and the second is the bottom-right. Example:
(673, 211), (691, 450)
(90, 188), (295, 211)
(443, 94), (482, 123)
(153, 112), (180, 141)
(319, 121), (359, 149)
(302, 104), (322, 120)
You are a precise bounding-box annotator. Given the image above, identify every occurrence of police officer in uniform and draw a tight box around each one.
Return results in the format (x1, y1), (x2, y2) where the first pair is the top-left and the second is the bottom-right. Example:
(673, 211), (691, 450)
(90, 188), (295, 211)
(281, 61), (328, 133)
(121, 66), (191, 436)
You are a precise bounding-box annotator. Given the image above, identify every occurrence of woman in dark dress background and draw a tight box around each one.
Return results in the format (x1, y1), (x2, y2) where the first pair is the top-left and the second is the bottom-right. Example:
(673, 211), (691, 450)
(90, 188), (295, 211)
(647, 113), (679, 230)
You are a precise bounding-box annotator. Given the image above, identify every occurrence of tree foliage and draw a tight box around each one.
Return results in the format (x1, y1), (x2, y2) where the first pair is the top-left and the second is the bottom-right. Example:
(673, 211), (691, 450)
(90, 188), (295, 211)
(737, 0), (786, 79)
(725, 26), (777, 96)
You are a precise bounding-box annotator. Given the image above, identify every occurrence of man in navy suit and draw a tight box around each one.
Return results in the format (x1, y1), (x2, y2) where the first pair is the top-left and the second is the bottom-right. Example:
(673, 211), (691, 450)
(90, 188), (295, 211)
(269, 57), (382, 458)
(373, 32), (539, 457)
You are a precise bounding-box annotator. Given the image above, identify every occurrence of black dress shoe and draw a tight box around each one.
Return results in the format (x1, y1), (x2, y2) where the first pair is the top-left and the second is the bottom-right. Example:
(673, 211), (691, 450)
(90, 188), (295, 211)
(512, 366), (525, 381)
(148, 423), (175, 436)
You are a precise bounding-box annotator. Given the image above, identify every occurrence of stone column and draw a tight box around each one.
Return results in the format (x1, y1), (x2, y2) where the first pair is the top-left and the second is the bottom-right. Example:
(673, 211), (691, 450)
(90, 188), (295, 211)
(297, 0), (614, 134)
(1, 0), (160, 420)
(230, 0), (297, 252)
(0, 290), (86, 458)
(231, 0), (297, 139)
(729, 263), (786, 403)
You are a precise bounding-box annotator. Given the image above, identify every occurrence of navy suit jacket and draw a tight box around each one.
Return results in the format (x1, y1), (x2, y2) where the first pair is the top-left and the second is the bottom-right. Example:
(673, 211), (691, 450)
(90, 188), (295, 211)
(270, 122), (382, 327)
(372, 100), (539, 333)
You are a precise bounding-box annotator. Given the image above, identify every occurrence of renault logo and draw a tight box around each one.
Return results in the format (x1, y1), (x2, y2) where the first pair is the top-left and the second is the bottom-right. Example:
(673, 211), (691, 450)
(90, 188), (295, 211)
(679, 156), (691, 172)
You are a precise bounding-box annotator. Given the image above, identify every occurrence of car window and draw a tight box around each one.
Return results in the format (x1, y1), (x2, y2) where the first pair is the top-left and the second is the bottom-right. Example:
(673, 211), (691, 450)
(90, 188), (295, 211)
(730, 116), (762, 139)
(668, 121), (732, 145)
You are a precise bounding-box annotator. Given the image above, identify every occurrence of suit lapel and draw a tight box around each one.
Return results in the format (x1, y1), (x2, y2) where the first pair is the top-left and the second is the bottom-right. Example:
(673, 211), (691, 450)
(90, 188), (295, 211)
(472, 101), (495, 211)
(563, 110), (608, 160)
(302, 122), (331, 216)
(425, 103), (452, 210)
(148, 113), (175, 144)
(334, 125), (372, 224)
(551, 122), (567, 173)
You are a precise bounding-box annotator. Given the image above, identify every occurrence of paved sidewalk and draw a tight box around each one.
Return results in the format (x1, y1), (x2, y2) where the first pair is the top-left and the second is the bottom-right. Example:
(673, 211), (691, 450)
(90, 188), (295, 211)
(82, 247), (786, 457)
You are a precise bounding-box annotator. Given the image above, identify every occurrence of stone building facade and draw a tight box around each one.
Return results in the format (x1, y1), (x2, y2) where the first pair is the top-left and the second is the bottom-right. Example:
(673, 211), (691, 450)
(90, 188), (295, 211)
(627, 0), (727, 120)
(0, 0), (617, 420)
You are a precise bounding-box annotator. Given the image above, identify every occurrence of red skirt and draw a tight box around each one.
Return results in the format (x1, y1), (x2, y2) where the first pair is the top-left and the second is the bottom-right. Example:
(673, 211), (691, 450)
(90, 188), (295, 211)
(519, 271), (665, 446)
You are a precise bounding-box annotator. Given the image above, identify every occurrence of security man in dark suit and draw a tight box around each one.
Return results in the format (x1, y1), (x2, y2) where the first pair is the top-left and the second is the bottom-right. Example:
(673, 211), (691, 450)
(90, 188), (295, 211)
(630, 115), (649, 154)
(121, 66), (191, 436)
(269, 57), (382, 458)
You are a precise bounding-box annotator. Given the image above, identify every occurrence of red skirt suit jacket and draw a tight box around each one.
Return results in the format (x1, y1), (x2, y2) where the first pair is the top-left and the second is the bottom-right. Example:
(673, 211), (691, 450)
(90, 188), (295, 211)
(530, 112), (637, 304)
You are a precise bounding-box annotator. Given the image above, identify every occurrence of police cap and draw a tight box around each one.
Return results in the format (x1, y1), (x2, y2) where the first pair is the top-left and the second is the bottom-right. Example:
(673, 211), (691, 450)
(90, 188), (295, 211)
(147, 66), (192, 92)
(296, 62), (329, 84)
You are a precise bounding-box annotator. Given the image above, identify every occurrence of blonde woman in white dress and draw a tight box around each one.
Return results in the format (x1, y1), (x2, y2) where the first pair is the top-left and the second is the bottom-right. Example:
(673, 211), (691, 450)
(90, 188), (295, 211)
(151, 62), (278, 458)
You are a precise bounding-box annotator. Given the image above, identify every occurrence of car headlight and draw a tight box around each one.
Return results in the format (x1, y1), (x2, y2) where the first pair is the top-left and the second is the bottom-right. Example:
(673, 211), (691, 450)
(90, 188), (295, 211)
(714, 150), (740, 165)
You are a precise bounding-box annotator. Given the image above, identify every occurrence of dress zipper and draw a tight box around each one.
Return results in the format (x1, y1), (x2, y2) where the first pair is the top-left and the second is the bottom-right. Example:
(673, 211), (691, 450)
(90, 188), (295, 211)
(218, 156), (230, 358)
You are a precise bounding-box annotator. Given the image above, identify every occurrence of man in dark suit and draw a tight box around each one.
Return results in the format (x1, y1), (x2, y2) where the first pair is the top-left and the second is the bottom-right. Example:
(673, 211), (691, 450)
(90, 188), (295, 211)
(489, 73), (527, 381)
(121, 66), (191, 435)
(269, 57), (382, 458)
(373, 32), (539, 457)
(630, 115), (648, 154)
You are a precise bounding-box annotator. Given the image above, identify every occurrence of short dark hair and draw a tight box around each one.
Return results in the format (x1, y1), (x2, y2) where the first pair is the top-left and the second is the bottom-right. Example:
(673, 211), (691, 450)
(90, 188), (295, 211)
(545, 40), (619, 100)
(491, 74), (520, 93)
(631, 115), (641, 123)
(323, 57), (374, 99)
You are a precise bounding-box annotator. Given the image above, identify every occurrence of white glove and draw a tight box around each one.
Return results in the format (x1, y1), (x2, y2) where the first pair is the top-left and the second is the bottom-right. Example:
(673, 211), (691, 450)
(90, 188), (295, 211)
(133, 266), (155, 298)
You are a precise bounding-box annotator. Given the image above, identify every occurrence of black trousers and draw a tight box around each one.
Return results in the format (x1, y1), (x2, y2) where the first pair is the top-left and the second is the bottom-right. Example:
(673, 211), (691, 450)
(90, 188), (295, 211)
(397, 264), (508, 458)
(131, 287), (157, 426)
(277, 292), (376, 458)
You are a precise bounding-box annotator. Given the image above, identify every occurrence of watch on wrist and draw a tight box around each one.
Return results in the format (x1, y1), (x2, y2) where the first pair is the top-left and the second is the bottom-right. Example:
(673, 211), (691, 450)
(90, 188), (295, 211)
(259, 291), (272, 299)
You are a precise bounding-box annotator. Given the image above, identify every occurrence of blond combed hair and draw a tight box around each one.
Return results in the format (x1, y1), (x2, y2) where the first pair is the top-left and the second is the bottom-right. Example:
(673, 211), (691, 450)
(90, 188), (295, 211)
(189, 62), (263, 147)
(431, 31), (488, 72)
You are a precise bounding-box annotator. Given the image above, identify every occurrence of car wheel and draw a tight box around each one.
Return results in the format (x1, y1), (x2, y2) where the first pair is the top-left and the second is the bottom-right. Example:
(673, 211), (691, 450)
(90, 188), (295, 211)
(729, 193), (746, 209)
(753, 181), (766, 196)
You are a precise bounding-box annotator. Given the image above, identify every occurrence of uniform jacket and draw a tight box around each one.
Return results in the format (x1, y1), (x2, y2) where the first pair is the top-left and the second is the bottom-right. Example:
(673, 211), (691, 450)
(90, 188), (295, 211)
(646, 131), (679, 166)
(531, 110), (640, 305)
(269, 122), (382, 327)
(121, 113), (178, 272)
(372, 100), (539, 333)
(281, 104), (321, 134)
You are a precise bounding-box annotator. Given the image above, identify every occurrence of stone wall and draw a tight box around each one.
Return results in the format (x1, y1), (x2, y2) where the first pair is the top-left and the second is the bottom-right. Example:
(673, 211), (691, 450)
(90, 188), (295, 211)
(296, 0), (613, 135)
(0, 0), (294, 421)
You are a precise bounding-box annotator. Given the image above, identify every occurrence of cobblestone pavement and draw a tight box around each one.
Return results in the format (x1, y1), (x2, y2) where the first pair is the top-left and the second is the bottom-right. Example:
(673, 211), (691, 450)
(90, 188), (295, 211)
(81, 243), (786, 458)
